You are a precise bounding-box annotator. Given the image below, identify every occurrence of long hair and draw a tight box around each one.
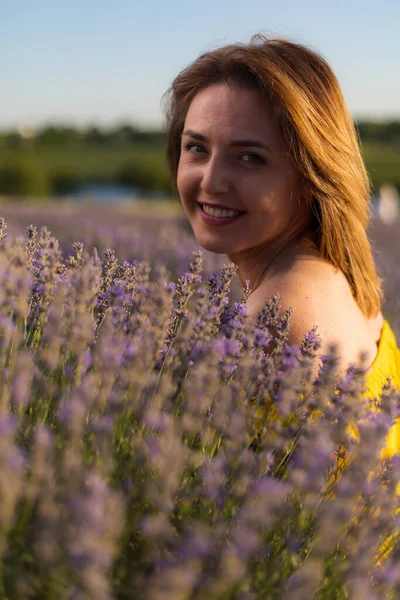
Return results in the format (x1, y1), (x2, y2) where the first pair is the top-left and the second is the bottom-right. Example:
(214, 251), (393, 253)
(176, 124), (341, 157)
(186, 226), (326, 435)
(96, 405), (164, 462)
(162, 34), (383, 318)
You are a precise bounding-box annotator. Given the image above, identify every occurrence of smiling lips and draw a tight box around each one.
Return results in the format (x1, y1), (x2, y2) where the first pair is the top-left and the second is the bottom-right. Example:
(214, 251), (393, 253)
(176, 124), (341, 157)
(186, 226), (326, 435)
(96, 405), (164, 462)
(198, 202), (246, 226)
(197, 201), (246, 219)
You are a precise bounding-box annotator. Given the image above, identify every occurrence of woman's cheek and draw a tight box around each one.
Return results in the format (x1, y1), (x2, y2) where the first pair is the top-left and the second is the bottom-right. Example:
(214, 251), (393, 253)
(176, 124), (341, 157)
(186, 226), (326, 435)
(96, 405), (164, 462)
(176, 166), (186, 201)
(177, 168), (195, 204)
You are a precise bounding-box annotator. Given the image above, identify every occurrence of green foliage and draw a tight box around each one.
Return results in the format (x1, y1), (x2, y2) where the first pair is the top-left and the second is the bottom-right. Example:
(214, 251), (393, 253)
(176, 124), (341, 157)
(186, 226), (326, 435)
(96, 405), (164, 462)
(356, 120), (400, 145)
(0, 157), (48, 197)
(48, 170), (82, 196)
(82, 126), (108, 145)
(361, 142), (400, 192)
(115, 158), (172, 194)
(0, 121), (399, 197)
(36, 125), (83, 147)
(115, 161), (160, 192)
(0, 143), (171, 198)
(2, 120), (399, 148)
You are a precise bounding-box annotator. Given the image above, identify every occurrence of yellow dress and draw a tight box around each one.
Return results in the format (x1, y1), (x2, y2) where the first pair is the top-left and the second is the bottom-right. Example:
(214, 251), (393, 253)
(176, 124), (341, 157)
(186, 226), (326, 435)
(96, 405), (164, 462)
(347, 319), (400, 564)
(365, 320), (400, 395)
(364, 319), (400, 457)
(254, 319), (400, 564)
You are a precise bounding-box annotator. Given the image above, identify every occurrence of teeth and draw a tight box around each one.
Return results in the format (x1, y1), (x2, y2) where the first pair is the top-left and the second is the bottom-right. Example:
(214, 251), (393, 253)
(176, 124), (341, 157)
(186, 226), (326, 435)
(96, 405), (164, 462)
(202, 205), (241, 218)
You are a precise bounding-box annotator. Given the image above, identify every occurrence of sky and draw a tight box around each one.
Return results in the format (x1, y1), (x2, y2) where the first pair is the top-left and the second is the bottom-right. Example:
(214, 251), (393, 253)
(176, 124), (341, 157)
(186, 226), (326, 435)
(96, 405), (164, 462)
(1, 0), (399, 131)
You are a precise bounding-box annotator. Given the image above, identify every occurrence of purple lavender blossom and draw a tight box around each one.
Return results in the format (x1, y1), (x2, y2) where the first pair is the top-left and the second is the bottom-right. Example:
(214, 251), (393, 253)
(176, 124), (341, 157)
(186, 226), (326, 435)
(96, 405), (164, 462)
(0, 207), (397, 598)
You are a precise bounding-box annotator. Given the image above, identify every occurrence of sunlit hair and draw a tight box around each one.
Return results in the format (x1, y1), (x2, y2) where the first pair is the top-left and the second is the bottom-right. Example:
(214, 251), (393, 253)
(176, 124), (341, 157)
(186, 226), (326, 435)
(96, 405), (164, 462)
(162, 34), (383, 318)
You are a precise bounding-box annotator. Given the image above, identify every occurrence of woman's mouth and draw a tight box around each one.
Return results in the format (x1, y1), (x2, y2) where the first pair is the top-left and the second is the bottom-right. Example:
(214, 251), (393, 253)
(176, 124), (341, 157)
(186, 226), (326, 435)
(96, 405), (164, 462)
(197, 202), (247, 226)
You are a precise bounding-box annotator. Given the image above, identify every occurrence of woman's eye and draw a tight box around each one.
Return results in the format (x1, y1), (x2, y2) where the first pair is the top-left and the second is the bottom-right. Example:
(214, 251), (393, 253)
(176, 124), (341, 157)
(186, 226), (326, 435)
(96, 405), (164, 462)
(184, 142), (204, 154)
(241, 153), (265, 165)
(183, 143), (265, 165)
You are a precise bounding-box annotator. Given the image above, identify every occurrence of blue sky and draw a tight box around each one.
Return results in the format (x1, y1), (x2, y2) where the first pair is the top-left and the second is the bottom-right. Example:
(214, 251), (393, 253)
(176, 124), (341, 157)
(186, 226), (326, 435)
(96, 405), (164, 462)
(1, 0), (399, 130)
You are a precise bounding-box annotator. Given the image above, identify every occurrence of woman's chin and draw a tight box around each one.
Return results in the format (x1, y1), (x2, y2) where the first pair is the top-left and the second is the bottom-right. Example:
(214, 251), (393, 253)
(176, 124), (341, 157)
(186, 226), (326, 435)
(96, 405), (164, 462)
(193, 233), (234, 255)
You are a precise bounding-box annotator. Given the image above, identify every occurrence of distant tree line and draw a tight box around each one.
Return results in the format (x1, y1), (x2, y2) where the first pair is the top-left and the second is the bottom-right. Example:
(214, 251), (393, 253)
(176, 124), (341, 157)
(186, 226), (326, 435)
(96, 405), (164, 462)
(355, 120), (400, 145)
(0, 124), (166, 150)
(0, 124), (171, 198)
(0, 120), (399, 198)
(0, 119), (399, 148)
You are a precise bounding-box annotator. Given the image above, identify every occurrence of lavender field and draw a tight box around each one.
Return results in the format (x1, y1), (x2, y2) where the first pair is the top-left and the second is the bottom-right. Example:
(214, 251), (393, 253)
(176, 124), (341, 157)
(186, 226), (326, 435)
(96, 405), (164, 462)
(0, 198), (400, 599)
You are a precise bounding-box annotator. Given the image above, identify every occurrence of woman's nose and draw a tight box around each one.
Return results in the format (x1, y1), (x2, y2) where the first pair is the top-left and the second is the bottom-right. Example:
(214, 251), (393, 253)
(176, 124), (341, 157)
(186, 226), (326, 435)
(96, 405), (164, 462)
(200, 156), (230, 195)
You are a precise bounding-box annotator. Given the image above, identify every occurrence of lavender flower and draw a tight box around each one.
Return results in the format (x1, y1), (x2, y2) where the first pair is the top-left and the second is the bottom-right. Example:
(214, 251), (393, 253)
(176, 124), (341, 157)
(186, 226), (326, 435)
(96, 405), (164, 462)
(0, 208), (396, 598)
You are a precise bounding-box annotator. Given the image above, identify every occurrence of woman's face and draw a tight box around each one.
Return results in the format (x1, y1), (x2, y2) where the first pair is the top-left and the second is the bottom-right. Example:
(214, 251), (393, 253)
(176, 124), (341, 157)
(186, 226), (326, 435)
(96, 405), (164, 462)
(177, 83), (312, 256)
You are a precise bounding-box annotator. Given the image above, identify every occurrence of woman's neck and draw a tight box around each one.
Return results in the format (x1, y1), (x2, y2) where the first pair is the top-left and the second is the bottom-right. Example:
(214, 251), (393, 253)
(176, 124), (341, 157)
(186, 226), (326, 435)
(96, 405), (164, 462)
(229, 230), (318, 295)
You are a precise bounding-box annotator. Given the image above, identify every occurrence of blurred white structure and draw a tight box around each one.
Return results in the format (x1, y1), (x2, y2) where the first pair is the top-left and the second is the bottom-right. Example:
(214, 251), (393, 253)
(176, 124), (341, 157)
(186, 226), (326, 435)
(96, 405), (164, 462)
(377, 183), (399, 225)
(17, 124), (37, 140)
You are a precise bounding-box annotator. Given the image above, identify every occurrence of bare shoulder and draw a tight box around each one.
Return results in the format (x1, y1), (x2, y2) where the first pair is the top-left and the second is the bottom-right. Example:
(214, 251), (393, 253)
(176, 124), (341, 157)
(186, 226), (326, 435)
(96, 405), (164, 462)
(248, 260), (344, 337)
(246, 258), (378, 371)
(247, 258), (345, 322)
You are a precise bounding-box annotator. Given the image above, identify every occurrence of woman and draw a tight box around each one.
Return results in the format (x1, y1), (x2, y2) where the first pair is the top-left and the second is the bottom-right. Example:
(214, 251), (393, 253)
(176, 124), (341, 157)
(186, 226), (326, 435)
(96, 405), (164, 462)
(162, 34), (400, 455)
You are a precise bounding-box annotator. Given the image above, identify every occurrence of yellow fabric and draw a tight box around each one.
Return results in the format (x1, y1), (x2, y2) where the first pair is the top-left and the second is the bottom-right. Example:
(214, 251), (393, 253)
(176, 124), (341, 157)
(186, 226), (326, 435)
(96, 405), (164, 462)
(365, 320), (400, 395)
(254, 320), (400, 565)
(363, 319), (400, 456)
(344, 320), (400, 564)
(347, 320), (400, 457)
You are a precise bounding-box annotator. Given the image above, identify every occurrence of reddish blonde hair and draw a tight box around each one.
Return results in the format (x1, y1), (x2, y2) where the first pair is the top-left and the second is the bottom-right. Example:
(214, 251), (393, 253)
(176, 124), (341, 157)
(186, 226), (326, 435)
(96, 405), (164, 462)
(162, 34), (383, 318)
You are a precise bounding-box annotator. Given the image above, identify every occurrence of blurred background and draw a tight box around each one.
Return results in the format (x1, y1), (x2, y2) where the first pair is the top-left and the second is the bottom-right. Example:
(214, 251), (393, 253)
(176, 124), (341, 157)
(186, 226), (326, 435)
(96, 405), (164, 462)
(1, 0), (399, 204)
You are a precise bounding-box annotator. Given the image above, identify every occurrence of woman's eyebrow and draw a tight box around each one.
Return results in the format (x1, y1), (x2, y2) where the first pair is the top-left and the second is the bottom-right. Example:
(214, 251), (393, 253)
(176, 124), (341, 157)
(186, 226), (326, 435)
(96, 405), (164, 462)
(182, 130), (273, 153)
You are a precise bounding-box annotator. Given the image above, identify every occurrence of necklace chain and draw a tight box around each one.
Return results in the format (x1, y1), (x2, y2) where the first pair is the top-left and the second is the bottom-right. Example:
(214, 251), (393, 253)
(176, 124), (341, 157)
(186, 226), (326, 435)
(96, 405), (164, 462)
(247, 235), (316, 295)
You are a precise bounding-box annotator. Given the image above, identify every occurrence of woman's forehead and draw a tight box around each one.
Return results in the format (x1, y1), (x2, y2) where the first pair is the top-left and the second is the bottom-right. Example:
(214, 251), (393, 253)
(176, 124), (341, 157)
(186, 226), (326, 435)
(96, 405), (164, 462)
(187, 84), (272, 118)
(184, 84), (284, 149)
